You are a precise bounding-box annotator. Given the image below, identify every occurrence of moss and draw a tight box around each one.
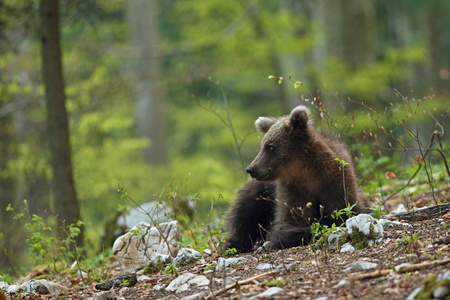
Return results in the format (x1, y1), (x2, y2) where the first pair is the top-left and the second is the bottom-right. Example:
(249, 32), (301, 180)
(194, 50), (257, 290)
(415, 274), (450, 300)
(143, 260), (165, 274)
(345, 223), (379, 250)
(338, 231), (349, 246)
(262, 278), (287, 287)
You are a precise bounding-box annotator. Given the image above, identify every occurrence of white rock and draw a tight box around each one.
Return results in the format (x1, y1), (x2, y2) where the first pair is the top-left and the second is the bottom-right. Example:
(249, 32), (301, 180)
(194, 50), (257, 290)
(216, 257), (248, 271)
(433, 285), (449, 298)
(255, 241), (274, 253)
(203, 249), (212, 256)
(346, 214), (384, 238)
(250, 287), (283, 299)
(391, 204), (408, 215)
(173, 248), (202, 266)
(165, 272), (209, 293)
(113, 221), (181, 272)
(20, 279), (67, 295)
(184, 292), (207, 300)
(7, 284), (20, 293)
(340, 243), (355, 253)
(328, 227), (344, 251)
(224, 276), (237, 286)
(276, 263), (295, 272)
(333, 280), (350, 289)
(256, 263), (274, 270)
(406, 287), (422, 300)
(344, 260), (378, 272)
(152, 284), (164, 291)
(0, 281), (9, 290)
(378, 219), (412, 228)
(137, 275), (152, 283)
(88, 290), (126, 300)
(150, 253), (173, 266)
(245, 255), (258, 262)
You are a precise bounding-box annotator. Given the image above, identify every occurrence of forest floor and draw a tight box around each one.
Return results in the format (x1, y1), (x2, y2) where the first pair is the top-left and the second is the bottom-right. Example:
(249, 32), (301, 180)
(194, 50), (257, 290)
(8, 189), (450, 300)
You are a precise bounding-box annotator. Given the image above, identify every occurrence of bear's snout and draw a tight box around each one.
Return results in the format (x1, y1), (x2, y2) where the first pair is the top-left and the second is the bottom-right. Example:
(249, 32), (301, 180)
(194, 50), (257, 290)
(246, 166), (256, 178)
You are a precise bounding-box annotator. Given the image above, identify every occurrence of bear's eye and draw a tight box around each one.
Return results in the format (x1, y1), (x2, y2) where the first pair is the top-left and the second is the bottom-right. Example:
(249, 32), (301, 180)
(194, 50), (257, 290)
(267, 145), (275, 152)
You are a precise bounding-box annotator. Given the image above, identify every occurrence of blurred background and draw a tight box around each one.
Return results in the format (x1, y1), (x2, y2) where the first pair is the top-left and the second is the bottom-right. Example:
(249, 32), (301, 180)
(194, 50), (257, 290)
(0, 0), (449, 275)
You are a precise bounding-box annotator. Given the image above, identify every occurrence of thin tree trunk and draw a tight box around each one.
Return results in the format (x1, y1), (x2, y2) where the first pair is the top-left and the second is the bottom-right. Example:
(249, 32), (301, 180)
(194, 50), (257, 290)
(39, 0), (81, 238)
(127, 0), (168, 165)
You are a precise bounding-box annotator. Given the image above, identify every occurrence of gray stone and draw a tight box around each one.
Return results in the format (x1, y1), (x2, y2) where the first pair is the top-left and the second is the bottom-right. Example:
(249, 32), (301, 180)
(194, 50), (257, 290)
(255, 241), (274, 253)
(406, 287), (421, 300)
(203, 248), (212, 256)
(275, 263), (295, 272)
(224, 276), (238, 286)
(344, 260), (378, 272)
(88, 290), (126, 300)
(328, 227), (344, 251)
(256, 263), (274, 270)
(346, 214), (384, 238)
(19, 279), (67, 295)
(173, 248), (202, 266)
(340, 243), (355, 253)
(166, 272), (209, 293)
(378, 219), (412, 228)
(216, 257), (248, 271)
(433, 285), (449, 298)
(152, 284), (164, 291)
(7, 284), (20, 293)
(250, 287), (283, 299)
(113, 220), (181, 271)
(184, 292), (207, 300)
(0, 280), (9, 290)
(391, 204), (408, 215)
(333, 280), (350, 289)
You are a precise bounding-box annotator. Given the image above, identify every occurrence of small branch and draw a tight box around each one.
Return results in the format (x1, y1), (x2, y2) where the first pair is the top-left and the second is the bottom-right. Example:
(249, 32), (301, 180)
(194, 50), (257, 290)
(384, 131), (439, 203)
(337, 257), (450, 283)
(205, 270), (278, 299)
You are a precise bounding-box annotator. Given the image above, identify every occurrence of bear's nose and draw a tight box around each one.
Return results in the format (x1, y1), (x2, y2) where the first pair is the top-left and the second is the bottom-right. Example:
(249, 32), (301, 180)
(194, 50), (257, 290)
(246, 166), (255, 176)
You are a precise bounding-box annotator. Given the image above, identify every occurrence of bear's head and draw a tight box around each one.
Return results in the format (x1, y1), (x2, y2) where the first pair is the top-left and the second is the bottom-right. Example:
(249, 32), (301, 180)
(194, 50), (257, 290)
(246, 105), (312, 181)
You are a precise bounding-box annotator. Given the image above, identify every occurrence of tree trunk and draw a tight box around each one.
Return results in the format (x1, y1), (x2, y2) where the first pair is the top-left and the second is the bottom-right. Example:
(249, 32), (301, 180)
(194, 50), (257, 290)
(39, 0), (81, 237)
(127, 0), (168, 165)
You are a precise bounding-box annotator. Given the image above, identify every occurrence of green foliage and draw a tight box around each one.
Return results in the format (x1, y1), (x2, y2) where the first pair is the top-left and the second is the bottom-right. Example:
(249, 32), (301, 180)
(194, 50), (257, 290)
(224, 248), (238, 256)
(396, 232), (419, 251)
(6, 201), (83, 270)
(370, 205), (386, 220)
(164, 264), (178, 277)
(331, 202), (358, 224)
(320, 44), (427, 100)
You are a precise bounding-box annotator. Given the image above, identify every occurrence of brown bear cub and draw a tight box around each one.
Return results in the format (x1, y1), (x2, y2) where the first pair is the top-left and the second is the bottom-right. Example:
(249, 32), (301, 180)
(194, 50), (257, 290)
(224, 105), (362, 253)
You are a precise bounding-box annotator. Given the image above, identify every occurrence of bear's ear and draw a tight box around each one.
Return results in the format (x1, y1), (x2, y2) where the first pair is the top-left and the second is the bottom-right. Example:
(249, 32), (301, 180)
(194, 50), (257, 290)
(255, 117), (277, 133)
(289, 105), (310, 130)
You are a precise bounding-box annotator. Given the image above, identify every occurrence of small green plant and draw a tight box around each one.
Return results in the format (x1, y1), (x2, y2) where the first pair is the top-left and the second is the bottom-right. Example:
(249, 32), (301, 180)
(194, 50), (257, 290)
(224, 247), (237, 256)
(396, 232), (419, 251)
(331, 202), (358, 224)
(370, 205), (386, 220)
(6, 200), (84, 272)
(120, 278), (129, 287)
(164, 263), (178, 276)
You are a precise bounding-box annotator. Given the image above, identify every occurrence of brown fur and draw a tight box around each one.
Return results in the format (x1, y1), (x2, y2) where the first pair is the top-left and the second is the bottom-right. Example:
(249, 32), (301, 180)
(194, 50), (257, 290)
(224, 106), (362, 252)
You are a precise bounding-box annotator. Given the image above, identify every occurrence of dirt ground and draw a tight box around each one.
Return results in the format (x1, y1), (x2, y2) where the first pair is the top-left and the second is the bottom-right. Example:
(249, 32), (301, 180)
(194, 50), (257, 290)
(7, 195), (450, 300)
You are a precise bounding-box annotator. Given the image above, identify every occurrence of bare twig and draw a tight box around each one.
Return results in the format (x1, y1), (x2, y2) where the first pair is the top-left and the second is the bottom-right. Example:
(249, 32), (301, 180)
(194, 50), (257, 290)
(197, 91), (252, 178)
(337, 257), (450, 283)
